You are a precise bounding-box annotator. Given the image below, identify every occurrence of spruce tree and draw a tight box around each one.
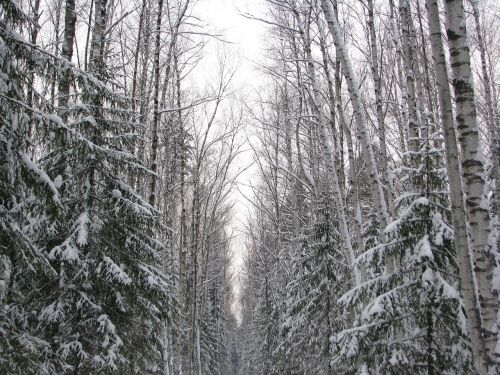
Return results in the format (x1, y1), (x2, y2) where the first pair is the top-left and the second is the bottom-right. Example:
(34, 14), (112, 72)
(1, 2), (62, 372)
(335, 121), (473, 374)
(283, 202), (346, 374)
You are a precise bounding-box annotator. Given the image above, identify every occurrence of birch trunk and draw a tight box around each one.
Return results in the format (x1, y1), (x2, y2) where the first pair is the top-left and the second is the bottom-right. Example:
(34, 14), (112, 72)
(149, 0), (163, 207)
(301, 19), (360, 286)
(283, 82), (300, 243)
(130, 0), (147, 117)
(470, 0), (500, 226)
(128, 0), (146, 188)
(318, 29), (344, 191)
(50, 0), (64, 105)
(27, 0), (41, 146)
(55, 0), (77, 188)
(159, 0), (190, 110)
(443, 1), (498, 370)
(320, 0), (390, 231)
(58, 0), (77, 123)
(135, 9), (151, 194)
(318, 27), (364, 273)
(366, 0), (393, 214)
(399, 0), (420, 155)
(388, 0), (409, 153)
(88, 0), (107, 76)
(425, 0), (487, 372)
(174, 48), (188, 374)
(189, 166), (201, 375)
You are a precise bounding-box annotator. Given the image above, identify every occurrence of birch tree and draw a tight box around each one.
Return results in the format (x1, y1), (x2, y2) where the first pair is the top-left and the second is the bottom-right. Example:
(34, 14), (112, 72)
(443, 0), (498, 371)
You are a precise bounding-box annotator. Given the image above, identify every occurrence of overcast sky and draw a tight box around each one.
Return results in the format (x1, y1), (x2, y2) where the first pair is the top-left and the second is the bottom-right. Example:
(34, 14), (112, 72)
(194, 0), (268, 318)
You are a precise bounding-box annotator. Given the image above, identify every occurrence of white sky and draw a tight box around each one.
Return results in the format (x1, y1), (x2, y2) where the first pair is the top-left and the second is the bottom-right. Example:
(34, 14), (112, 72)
(194, 0), (267, 319)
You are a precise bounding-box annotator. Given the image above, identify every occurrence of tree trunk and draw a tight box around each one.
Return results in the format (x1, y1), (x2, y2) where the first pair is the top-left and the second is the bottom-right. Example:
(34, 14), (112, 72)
(27, 0), (41, 148)
(149, 0), (164, 207)
(320, 0), (390, 232)
(301, 18), (360, 286)
(367, 0), (393, 214)
(443, 1), (497, 371)
(470, 0), (499, 228)
(399, 0), (420, 155)
(388, 0), (409, 154)
(425, 0), (487, 372)
(58, 0), (77, 123)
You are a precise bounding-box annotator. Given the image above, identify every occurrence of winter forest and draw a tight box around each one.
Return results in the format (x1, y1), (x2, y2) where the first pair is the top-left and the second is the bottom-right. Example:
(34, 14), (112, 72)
(1, 0), (499, 372)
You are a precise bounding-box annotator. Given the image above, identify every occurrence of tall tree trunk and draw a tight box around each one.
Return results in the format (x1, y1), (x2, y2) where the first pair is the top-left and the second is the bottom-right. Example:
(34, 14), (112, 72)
(389, 0), (409, 154)
(470, 0), (500, 225)
(282, 80), (300, 245)
(50, 0), (64, 105)
(174, 46), (188, 374)
(425, 0), (487, 373)
(399, 0), (420, 155)
(54, 0), (77, 194)
(128, 0), (147, 188)
(320, 0), (390, 232)
(366, 0), (393, 214)
(318, 29), (344, 191)
(159, 1), (190, 111)
(58, 0), (77, 123)
(26, 0), (41, 148)
(443, 1), (498, 371)
(300, 17), (360, 286)
(88, 0), (108, 77)
(149, 0), (164, 207)
(135, 6), (152, 194)
(131, 0), (147, 117)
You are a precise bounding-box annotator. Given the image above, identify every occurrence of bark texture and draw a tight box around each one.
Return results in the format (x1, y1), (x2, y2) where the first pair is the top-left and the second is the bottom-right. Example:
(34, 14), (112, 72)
(425, 0), (488, 372)
(443, 1), (498, 371)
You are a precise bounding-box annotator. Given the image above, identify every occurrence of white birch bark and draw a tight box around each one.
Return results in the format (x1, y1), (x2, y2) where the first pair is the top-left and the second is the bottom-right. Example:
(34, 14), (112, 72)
(399, 0), (420, 155)
(57, 0), (77, 124)
(0, 256), (10, 309)
(149, 0), (163, 207)
(320, 0), (390, 232)
(425, 0), (488, 372)
(470, 0), (500, 228)
(318, 25), (365, 280)
(300, 18), (360, 286)
(443, 1), (498, 371)
(388, 0), (410, 153)
(283, 82), (300, 243)
(366, 0), (394, 215)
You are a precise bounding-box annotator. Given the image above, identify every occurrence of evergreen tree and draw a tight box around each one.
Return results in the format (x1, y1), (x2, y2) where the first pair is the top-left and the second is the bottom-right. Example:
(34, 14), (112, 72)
(0, 1), (176, 372)
(282, 202), (346, 374)
(1, 2), (62, 372)
(335, 121), (473, 374)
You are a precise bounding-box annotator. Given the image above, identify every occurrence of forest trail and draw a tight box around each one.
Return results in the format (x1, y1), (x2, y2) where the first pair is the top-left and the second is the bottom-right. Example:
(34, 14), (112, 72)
(1, 0), (499, 374)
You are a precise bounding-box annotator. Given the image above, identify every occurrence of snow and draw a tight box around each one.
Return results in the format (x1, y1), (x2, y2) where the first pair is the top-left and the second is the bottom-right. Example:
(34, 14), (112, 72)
(421, 267), (434, 285)
(53, 175), (63, 189)
(363, 298), (384, 320)
(48, 238), (80, 261)
(415, 235), (434, 261)
(101, 256), (131, 285)
(75, 212), (90, 246)
(438, 275), (460, 300)
(111, 189), (122, 199)
(20, 153), (60, 204)
(58, 340), (87, 361)
(139, 264), (170, 292)
(39, 301), (65, 323)
(491, 266), (500, 292)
